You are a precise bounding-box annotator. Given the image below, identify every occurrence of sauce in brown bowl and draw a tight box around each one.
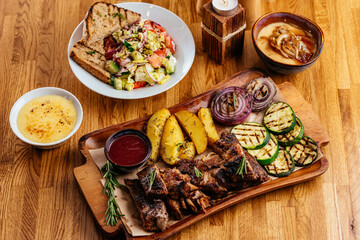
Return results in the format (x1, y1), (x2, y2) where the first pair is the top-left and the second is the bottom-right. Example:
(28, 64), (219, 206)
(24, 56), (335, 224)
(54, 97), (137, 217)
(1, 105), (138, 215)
(105, 129), (152, 172)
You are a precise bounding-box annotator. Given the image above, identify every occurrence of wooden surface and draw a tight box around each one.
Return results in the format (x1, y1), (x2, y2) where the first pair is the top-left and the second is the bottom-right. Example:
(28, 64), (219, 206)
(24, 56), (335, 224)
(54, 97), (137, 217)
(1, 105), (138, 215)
(75, 69), (330, 239)
(1, 0), (359, 240)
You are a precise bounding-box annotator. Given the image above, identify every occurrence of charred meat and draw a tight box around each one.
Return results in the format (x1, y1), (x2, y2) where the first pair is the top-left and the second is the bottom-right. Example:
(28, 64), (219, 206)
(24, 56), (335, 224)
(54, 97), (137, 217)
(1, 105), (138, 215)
(124, 179), (169, 231)
(212, 133), (269, 190)
(160, 168), (212, 219)
(177, 156), (227, 198)
(137, 165), (168, 198)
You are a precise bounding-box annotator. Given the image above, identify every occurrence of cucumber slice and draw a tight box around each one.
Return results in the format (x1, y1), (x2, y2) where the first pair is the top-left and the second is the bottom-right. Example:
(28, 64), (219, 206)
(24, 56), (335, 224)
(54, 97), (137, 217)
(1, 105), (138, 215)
(105, 60), (119, 74)
(248, 134), (279, 165)
(275, 117), (304, 146)
(231, 122), (270, 150)
(264, 102), (296, 135)
(264, 149), (295, 177)
(286, 136), (318, 166)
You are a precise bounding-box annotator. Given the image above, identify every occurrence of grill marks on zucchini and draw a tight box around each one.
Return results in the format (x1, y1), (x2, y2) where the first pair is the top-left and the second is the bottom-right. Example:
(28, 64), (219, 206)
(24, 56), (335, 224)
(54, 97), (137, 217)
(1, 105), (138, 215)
(264, 102), (296, 135)
(286, 136), (318, 166)
(275, 117), (304, 146)
(264, 149), (295, 177)
(248, 134), (279, 165)
(231, 122), (270, 150)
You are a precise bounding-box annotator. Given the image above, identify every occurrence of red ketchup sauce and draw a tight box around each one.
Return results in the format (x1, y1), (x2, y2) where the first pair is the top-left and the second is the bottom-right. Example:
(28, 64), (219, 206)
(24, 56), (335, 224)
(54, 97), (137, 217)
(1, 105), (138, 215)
(108, 135), (148, 166)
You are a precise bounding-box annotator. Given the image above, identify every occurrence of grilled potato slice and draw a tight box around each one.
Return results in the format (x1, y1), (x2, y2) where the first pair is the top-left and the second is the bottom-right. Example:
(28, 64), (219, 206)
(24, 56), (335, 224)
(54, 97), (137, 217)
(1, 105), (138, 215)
(179, 141), (196, 160)
(175, 110), (208, 154)
(197, 107), (220, 144)
(146, 108), (171, 164)
(160, 115), (185, 165)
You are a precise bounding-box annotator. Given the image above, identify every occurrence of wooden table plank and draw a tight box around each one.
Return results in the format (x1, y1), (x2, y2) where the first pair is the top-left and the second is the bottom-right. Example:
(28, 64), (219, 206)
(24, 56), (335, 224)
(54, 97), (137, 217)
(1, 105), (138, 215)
(0, 0), (359, 239)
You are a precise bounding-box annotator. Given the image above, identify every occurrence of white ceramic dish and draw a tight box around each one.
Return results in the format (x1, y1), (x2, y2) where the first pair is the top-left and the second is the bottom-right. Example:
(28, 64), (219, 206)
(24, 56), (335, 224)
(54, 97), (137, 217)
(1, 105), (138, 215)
(67, 2), (195, 99)
(9, 87), (83, 149)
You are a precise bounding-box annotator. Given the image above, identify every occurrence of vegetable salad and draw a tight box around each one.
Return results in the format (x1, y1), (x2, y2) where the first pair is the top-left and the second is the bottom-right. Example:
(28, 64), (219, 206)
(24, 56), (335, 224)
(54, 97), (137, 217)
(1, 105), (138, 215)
(104, 19), (176, 91)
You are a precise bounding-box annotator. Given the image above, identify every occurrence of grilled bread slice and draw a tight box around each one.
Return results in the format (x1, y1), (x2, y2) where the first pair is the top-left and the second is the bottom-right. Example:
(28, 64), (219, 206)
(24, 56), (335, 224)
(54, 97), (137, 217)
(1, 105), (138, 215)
(70, 42), (111, 84)
(81, 2), (141, 47)
(70, 2), (141, 85)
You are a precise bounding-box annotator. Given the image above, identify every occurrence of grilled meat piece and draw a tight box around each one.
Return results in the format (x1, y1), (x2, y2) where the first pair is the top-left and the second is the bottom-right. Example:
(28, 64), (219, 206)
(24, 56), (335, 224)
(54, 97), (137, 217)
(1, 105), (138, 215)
(124, 179), (169, 231)
(211, 132), (246, 157)
(165, 198), (183, 220)
(177, 157), (227, 198)
(212, 133), (269, 190)
(160, 168), (212, 217)
(137, 165), (168, 198)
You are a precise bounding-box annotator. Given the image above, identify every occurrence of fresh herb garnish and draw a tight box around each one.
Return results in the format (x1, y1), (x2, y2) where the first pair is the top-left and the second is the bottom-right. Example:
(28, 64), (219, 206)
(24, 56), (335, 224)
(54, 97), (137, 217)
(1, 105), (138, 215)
(235, 155), (247, 178)
(240, 92), (249, 101)
(88, 50), (96, 55)
(112, 12), (126, 20)
(194, 167), (203, 178)
(97, 11), (102, 17)
(124, 40), (134, 52)
(176, 141), (187, 151)
(233, 92), (237, 108)
(100, 161), (125, 226)
(147, 168), (157, 190)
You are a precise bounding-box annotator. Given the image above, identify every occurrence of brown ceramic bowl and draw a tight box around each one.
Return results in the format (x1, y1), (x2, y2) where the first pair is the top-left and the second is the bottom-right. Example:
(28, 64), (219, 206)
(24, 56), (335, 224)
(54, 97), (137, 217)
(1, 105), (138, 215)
(252, 12), (324, 74)
(104, 129), (152, 173)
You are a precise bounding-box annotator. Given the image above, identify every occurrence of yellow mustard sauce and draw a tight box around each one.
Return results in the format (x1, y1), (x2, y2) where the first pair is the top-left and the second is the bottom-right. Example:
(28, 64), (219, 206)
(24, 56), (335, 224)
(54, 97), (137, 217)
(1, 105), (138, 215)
(17, 95), (77, 143)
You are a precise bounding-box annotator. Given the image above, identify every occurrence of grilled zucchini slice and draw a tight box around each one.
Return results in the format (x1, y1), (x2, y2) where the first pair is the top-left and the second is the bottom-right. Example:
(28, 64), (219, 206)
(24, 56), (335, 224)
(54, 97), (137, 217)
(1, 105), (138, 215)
(275, 117), (304, 146)
(248, 134), (279, 165)
(231, 122), (270, 150)
(264, 149), (295, 177)
(263, 102), (296, 135)
(286, 136), (318, 166)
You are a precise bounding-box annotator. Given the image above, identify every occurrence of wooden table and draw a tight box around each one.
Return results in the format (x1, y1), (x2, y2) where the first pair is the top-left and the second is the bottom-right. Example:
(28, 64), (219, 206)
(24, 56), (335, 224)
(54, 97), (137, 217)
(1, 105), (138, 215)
(1, 0), (359, 239)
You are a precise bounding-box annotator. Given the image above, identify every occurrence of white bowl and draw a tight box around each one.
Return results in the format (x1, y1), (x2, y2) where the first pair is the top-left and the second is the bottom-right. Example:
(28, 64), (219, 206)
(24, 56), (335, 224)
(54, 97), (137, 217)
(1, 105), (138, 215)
(9, 87), (83, 149)
(68, 2), (195, 99)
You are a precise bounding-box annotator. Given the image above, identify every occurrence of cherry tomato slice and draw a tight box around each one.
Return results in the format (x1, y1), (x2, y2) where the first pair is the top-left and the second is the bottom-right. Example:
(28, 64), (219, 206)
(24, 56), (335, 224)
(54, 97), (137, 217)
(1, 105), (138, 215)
(134, 81), (146, 89)
(165, 36), (176, 54)
(154, 48), (167, 58)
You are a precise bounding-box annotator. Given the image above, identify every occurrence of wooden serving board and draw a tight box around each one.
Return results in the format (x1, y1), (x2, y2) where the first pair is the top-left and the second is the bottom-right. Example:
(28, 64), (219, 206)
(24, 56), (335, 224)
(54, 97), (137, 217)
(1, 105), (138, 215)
(74, 69), (330, 239)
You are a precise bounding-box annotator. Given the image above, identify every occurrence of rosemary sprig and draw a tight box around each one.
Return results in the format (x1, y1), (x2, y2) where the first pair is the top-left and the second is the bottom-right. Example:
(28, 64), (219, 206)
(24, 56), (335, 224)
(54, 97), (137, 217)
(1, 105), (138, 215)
(240, 92), (249, 101)
(194, 167), (203, 178)
(233, 92), (249, 108)
(233, 92), (237, 108)
(236, 155), (247, 178)
(147, 168), (157, 190)
(100, 160), (125, 226)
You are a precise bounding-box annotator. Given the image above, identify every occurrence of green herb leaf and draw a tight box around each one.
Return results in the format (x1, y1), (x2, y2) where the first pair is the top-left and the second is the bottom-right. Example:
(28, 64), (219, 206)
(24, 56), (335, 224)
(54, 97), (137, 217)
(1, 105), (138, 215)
(124, 40), (134, 52)
(194, 167), (203, 178)
(112, 12), (126, 20)
(146, 168), (156, 190)
(88, 50), (96, 55)
(235, 155), (247, 178)
(240, 92), (249, 101)
(176, 141), (187, 151)
(233, 92), (237, 108)
(100, 161), (125, 226)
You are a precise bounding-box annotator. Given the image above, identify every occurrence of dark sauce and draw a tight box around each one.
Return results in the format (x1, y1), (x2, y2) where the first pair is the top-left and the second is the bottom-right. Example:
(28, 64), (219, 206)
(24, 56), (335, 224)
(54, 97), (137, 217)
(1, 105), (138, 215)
(108, 134), (148, 166)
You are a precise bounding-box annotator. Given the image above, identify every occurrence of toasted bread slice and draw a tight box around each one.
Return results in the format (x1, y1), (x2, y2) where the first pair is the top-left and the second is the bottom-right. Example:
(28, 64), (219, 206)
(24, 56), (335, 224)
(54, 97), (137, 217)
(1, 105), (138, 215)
(82, 2), (141, 46)
(70, 42), (110, 84)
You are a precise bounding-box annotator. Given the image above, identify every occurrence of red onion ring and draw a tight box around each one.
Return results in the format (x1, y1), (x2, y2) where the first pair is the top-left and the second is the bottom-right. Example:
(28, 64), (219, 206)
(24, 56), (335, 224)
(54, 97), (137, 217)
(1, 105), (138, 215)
(210, 87), (252, 126)
(246, 77), (277, 112)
